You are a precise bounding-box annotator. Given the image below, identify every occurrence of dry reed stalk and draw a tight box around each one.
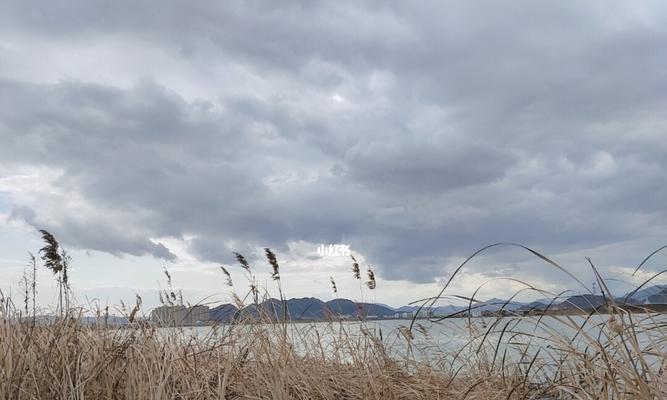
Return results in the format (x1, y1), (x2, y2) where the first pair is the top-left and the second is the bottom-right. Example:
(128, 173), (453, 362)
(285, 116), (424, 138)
(1, 233), (665, 399)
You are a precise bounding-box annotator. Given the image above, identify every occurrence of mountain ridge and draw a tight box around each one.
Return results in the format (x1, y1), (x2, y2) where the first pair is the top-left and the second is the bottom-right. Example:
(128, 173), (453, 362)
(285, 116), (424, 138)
(207, 284), (667, 322)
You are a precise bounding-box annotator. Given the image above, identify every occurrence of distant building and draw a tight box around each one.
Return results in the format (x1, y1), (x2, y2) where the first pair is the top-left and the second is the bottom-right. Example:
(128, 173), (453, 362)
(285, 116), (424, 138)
(150, 305), (209, 326)
(394, 310), (432, 319)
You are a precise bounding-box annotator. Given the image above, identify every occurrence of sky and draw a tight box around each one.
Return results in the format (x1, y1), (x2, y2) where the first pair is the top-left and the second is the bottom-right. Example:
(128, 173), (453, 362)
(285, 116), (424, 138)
(0, 1), (666, 312)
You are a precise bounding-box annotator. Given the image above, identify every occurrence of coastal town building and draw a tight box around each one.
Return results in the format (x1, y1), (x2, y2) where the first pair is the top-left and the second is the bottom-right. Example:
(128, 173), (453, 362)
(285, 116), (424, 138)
(150, 305), (209, 326)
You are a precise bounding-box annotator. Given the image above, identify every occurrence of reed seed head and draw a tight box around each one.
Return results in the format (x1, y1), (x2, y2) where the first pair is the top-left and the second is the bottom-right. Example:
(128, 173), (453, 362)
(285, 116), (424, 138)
(234, 252), (251, 272)
(366, 266), (376, 290)
(265, 248), (280, 280)
(38, 229), (63, 274)
(220, 266), (233, 287)
(351, 255), (360, 280)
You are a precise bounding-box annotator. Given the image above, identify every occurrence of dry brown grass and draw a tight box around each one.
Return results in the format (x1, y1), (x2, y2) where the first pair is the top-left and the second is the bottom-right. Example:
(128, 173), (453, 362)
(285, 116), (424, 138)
(0, 301), (665, 399)
(0, 311), (519, 399)
(1, 235), (665, 399)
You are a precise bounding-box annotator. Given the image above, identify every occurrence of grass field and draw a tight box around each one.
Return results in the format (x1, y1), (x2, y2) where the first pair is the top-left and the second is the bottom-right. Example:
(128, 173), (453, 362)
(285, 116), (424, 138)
(0, 305), (665, 399)
(0, 234), (665, 399)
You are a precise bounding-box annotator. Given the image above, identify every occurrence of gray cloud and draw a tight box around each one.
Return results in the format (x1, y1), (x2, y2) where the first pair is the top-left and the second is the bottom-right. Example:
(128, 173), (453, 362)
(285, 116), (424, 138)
(0, 1), (666, 292)
(7, 203), (176, 261)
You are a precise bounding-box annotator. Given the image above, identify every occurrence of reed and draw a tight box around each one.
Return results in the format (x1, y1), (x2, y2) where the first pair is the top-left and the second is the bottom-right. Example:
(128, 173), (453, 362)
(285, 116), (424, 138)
(0, 235), (664, 399)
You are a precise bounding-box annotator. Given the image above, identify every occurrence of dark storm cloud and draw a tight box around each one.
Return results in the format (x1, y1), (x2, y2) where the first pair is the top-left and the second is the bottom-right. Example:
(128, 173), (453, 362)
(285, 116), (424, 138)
(7, 204), (176, 260)
(1, 0), (666, 288)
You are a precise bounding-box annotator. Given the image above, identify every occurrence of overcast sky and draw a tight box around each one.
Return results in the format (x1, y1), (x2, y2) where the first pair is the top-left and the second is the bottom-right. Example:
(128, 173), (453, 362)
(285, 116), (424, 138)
(1, 1), (666, 310)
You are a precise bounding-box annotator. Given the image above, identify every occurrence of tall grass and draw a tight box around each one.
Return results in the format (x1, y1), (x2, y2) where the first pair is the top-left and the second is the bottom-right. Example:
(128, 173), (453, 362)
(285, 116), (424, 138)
(0, 299), (529, 399)
(0, 234), (665, 399)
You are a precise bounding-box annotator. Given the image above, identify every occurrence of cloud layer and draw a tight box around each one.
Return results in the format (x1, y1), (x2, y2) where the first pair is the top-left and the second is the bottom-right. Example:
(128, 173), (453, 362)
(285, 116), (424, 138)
(1, 1), (666, 292)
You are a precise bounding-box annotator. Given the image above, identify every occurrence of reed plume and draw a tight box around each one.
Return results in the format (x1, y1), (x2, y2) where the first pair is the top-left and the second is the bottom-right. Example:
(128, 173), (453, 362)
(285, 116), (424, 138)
(163, 267), (172, 286)
(366, 266), (376, 290)
(128, 294), (142, 323)
(265, 248), (288, 326)
(265, 248), (280, 280)
(38, 229), (70, 314)
(234, 252), (251, 272)
(351, 255), (360, 279)
(38, 229), (63, 274)
(220, 266), (233, 287)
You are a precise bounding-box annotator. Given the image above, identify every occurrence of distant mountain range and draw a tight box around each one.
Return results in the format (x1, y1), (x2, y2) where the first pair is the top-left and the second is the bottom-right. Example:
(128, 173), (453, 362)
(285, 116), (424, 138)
(209, 297), (396, 322)
(622, 284), (667, 304)
(209, 284), (667, 322)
